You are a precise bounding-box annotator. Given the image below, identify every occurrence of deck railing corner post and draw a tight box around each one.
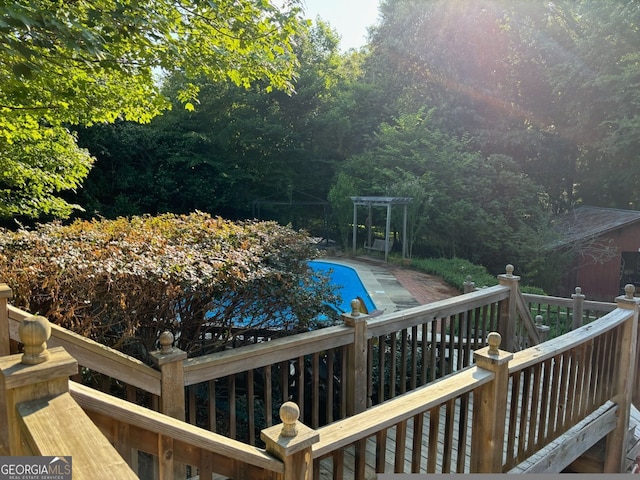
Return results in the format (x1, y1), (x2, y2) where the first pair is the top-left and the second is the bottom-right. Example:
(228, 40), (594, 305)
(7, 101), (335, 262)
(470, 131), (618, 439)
(261, 401), (319, 480)
(606, 284), (640, 473)
(150, 331), (187, 421)
(150, 331), (188, 479)
(0, 314), (77, 455)
(470, 332), (513, 473)
(616, 284), (639, 311)
(497, 264), (520, 351)
(571, 286), (585, 330)
(342, 299), (370, 416)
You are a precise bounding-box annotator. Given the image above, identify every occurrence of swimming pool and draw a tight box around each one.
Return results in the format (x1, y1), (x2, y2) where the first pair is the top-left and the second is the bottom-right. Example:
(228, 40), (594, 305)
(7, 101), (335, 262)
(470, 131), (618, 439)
(308, 260), (377, 314)
(203, 260), (377, 329)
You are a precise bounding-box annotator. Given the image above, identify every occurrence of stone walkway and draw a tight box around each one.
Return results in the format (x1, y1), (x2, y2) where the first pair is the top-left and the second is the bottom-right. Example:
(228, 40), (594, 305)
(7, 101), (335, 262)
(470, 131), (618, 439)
(322, 256), (460, 313)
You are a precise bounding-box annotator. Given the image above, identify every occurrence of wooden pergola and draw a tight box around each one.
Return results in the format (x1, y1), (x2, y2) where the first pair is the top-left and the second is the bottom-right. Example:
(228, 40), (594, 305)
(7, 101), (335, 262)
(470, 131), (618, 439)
(350, 196), (413, 262)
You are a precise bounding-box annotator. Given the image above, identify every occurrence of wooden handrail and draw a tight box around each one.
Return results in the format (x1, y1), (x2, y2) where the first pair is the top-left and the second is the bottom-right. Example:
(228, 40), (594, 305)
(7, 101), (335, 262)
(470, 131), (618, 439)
(508, 307), (633, 374)
(366, 285), (509, 338)
(312, 366), (494, 458)
(184, 323), (353, 385)
(522, 292), (615, 312)
(8, 305), (161, 395)
(70, 381), (284, 477)
(18, 392), (137, 479)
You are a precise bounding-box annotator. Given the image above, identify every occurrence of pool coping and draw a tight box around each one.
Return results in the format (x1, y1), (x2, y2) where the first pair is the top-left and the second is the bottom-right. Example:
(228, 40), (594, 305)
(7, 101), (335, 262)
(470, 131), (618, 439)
(316, 257), (416, 314)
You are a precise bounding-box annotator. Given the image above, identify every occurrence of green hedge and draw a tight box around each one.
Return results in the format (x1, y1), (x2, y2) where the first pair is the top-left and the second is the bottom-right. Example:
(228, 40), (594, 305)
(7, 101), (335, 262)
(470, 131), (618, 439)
(390, 255), (546, 295)
(0, 212), (337, 359)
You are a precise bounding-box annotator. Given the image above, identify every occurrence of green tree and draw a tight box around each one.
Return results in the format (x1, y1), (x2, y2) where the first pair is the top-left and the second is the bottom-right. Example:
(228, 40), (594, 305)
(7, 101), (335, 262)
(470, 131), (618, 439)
(367, 1), (640, 212)
(74, 20), (349, 228)
(327, 172), (358, 248)
(334, 109), (548, 272)
(1, 126), (93, 219)
(539, 2), (640, 209)
(0, 0), (304, 220)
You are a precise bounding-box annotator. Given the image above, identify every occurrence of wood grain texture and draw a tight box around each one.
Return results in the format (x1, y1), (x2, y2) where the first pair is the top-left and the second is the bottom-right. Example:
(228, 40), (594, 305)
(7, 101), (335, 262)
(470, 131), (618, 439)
(18, 393), (138, 479)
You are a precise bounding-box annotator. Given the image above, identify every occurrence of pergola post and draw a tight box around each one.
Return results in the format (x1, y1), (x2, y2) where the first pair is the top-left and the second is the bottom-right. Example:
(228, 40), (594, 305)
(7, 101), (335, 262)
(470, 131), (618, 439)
(352, 202), (358, 255)
(385, 202), (392, 262)
(402, 204), (408, 258)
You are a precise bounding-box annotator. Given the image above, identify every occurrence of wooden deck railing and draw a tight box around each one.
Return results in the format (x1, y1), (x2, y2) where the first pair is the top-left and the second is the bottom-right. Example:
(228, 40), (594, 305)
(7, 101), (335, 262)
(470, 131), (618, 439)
(2, 285), (640, 479)
(177, 282), (518, 443)
(0, 315), (138, 478)
(6, 303), (162, 396)
(70, 382), (284, 479)
(503, 292), (638, 472)
(523, 287), (615, 337)
(1, 265), (615, 449)
(306, 290), (639, 476)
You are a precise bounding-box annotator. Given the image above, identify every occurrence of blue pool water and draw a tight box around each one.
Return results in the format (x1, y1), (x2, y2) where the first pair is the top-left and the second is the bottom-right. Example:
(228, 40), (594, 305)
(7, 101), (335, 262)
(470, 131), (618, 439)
(308, 260), (377, 314)
(204, 260), (377, 328)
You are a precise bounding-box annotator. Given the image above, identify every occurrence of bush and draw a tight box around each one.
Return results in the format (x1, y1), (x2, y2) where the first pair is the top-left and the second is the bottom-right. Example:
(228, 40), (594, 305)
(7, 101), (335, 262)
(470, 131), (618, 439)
(0, 212), (337, 360)
(391, 255), (546, 294)
(403, 256), (497, 290)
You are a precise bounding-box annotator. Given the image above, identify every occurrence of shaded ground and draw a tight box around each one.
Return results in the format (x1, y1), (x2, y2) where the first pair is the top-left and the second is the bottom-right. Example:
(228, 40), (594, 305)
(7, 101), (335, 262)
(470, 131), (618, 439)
(386, 263), (461, 305)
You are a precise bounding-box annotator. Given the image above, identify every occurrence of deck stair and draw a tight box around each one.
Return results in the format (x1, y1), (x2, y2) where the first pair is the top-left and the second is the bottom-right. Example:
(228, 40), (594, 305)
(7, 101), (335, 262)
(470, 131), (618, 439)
(563, 405), (640, 473)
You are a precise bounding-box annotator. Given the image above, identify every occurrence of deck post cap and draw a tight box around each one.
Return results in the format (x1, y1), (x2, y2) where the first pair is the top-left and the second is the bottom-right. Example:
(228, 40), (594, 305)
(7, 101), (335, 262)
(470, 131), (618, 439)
(625, 284), (635, 298)
(19, 315), (51, 365)
(159, 331), (175, 353)
(487, 332), (501, 354)
(280, 401), (299, 437)
(350, 298), (361, 317)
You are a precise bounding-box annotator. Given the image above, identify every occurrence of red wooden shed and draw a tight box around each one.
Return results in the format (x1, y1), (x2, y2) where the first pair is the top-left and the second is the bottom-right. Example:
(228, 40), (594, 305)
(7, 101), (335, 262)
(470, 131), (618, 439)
(554, 206), (640, 301)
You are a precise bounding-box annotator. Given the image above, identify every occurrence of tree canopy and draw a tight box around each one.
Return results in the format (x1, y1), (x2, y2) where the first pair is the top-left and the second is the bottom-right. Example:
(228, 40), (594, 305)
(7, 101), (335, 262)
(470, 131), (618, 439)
(9, 0), (640, 290)
(0, 0), (304, 220)
(74, 19), (349, 224)
(366, 0), (640, 213)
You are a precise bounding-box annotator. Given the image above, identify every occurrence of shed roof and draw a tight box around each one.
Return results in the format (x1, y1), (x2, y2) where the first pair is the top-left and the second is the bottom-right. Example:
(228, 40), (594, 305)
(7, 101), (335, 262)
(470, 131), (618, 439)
(554, 206), (640, 245)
